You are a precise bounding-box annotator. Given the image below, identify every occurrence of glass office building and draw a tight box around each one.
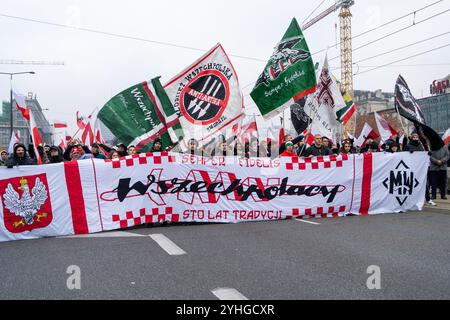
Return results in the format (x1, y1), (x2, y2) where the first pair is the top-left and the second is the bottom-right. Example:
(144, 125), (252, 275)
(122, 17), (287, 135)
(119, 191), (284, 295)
(417, 93), (450, 135)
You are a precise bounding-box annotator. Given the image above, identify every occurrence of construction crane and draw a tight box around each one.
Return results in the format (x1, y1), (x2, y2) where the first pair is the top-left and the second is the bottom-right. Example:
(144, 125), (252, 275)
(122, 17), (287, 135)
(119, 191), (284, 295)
(0, 60), (64, 65)
(302, 0), (355, 95)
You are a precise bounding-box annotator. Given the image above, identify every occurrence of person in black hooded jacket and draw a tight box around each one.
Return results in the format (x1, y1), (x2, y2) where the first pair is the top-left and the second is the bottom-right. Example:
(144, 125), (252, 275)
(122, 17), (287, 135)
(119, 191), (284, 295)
(48, 146), (64, 163)
(5, 143), (37, 168)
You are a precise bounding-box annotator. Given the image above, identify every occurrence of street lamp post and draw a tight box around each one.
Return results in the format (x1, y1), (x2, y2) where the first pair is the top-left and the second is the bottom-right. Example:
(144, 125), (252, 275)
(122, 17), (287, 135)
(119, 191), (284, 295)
(0, 71), (35, 138)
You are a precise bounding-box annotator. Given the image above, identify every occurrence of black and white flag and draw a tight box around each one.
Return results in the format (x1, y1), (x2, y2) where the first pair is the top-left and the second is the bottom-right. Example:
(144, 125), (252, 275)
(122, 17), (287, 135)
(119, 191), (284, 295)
(395, 75), (444, 151)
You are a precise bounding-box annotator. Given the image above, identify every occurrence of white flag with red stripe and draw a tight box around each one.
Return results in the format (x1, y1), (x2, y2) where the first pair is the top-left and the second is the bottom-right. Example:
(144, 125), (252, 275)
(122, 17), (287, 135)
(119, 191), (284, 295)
(12, 90), (30, 122)
(53, 120), (68, 129)
(267, 128), (276, 144)
(76, 111), (90, 130)
(8, 131), (21, 154)
(58, 138), (66, 150)
(442, 128), (450, 145)
(81, 121), (94, 146)
(355, 123), (380, 147)
(240, 117), (258, 144)
(374, 112), (398, 143)
(29, 109), (43, 164)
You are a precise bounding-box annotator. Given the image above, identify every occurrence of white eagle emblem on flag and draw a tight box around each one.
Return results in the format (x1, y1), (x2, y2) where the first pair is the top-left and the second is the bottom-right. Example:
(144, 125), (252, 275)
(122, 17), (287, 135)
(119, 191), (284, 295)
(3, 177), (48, 226)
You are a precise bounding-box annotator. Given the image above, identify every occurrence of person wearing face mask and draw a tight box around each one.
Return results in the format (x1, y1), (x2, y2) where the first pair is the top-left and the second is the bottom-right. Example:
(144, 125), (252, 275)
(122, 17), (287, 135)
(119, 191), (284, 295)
(5, 144), (36, 168)
(48, 146), (64, 163)
(91, 143), (107, 159)
(404, 133), (435, 206)
(404, 133), (425, 152)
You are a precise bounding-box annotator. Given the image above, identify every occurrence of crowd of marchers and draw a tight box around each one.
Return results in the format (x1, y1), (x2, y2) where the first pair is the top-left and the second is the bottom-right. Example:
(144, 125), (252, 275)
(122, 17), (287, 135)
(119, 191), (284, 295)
(1, 131), (448, 205)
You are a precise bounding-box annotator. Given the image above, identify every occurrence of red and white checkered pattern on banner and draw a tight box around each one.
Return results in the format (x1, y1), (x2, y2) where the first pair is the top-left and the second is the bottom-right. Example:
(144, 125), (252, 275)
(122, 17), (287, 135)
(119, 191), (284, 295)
(286, 206), (347, 219)
(104, 152), (176, 169)
(112, 207), (179, 228)
(285, 154), (349, 170)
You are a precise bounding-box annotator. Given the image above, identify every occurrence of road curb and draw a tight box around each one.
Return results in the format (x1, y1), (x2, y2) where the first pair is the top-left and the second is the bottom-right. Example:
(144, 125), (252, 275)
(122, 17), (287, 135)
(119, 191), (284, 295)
(422, 206), (450, 214)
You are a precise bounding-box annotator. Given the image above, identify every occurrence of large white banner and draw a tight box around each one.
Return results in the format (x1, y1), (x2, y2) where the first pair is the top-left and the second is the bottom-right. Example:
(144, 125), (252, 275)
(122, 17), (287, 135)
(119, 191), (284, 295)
(0, 152), (428, 242)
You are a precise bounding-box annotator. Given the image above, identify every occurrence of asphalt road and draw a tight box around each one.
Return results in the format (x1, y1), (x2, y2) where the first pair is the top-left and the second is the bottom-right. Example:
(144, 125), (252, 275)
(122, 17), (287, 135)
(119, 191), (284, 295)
(0, 210), (449, 300)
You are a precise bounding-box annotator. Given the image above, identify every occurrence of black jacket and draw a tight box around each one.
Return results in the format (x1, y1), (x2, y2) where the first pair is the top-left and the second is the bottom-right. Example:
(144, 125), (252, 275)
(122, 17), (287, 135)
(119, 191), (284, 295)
(304, 145), (332, 157)
(404, 140), (425, 153)
(279, 134), (304, 155)
(5, 144), (37, 168)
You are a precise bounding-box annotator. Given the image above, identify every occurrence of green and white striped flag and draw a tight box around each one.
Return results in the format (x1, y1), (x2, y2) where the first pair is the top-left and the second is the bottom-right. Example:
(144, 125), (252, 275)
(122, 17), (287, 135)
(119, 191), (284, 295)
(250, 18), (317, 120)
(98, 77), (183, 152)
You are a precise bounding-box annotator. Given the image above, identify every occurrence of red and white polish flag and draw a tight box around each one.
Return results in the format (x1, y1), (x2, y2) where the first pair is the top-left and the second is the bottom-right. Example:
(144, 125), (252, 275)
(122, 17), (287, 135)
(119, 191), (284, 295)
(29, 109), (43, 165)
(76, 111), (89, 130)
(240, 118), (258, 144)
(12, 90), (30, 122)
(355, 123), (380, 147)
(53, 121), (68, 129)
(8, 131), (21, 154)
(374, 112), (398, 143)
(442, 128), (450, 145)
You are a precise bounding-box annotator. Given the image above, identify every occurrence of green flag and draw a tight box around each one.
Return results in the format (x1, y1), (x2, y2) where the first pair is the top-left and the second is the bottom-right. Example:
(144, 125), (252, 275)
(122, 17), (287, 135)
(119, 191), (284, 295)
(98, 77), (183, 152)
(250, 18), (317, 119)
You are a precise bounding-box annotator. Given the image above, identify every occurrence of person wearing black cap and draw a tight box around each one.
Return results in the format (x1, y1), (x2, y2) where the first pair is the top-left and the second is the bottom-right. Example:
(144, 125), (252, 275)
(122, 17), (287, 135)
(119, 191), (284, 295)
(384, 139), (400, 153)
(48, 146), (64, 163)
(91, 143), (107, 159)
(151, 138), (163, 152)
(5, 143), (37, 168)
(116, 143), (128, 157)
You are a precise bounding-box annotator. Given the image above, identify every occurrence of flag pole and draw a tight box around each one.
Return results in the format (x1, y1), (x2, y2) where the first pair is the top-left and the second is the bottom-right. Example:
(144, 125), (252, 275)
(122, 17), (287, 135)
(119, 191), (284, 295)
(69, 107), (99, 145)
(299, 96), (318, 156)
(394, 104), (408, 137)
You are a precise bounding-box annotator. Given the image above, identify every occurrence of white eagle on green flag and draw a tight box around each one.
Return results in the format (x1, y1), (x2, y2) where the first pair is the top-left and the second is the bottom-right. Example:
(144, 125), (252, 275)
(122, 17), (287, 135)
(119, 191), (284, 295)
(250, 18), (317, 120)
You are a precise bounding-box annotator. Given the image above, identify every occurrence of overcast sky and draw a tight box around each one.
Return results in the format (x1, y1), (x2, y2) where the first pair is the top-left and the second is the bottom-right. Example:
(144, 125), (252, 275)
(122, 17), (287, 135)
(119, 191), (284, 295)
(0, 0), (449, 135)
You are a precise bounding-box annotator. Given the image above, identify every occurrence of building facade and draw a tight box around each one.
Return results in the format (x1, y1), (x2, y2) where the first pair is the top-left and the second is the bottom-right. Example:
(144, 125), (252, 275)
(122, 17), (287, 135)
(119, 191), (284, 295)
(417, 93), (450, 136)
(0, 93), (53, 150)
(352, 89), (410, 139)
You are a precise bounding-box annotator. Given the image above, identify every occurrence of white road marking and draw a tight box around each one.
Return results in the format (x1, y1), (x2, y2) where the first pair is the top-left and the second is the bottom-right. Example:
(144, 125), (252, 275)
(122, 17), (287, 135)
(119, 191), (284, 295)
(212, 288), (249, 300)
(59, 231), (146, 238)
(295, 219), (321, 225)
(149, 234), (186, 255)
